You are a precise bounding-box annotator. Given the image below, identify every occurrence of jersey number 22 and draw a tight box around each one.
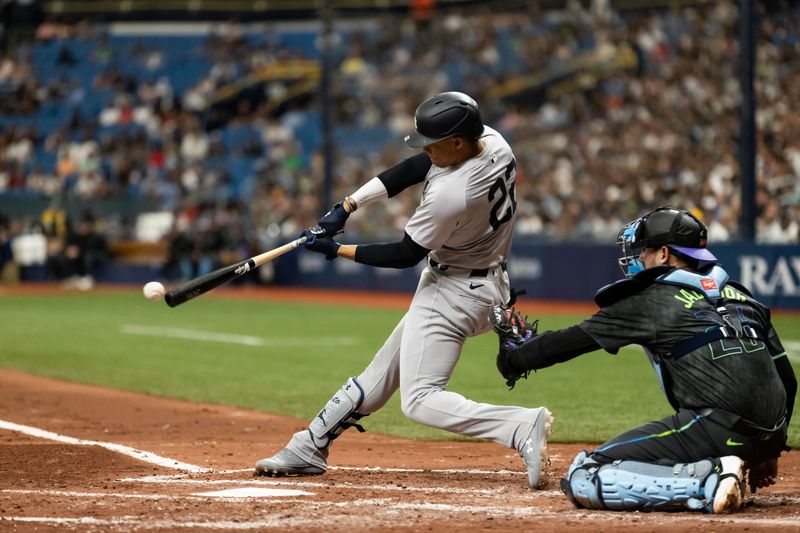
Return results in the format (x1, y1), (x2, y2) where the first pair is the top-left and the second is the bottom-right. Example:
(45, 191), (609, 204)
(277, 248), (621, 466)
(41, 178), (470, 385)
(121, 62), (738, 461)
(489, 159), (517, 231)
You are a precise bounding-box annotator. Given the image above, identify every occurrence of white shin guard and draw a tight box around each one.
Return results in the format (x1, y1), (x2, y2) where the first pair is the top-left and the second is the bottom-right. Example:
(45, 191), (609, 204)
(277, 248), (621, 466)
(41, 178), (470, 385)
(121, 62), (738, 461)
(308, 377), (366, 449)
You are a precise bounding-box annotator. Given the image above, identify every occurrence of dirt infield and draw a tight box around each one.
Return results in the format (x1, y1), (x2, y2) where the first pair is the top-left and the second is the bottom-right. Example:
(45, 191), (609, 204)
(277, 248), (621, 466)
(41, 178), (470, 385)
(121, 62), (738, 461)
(2, 285), (799, 530)
(1, 370), (799, 532)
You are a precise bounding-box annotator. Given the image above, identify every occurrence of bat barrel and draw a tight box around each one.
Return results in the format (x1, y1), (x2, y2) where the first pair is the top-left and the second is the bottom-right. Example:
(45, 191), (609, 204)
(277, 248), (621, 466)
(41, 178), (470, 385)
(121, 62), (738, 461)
(162, 236), (307, 308)
(164, 259), (254, 307)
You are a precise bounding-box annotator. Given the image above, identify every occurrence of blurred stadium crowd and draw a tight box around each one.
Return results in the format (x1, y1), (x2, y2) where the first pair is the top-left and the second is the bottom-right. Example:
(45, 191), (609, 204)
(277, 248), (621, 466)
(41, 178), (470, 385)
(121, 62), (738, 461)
(0, 0), (798, 284)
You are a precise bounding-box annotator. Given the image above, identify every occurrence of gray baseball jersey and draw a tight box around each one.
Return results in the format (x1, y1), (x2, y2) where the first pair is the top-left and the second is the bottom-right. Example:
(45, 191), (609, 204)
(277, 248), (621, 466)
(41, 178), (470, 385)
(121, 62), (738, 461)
(406, 126), (516, 270)
(283, 125), (544, 471)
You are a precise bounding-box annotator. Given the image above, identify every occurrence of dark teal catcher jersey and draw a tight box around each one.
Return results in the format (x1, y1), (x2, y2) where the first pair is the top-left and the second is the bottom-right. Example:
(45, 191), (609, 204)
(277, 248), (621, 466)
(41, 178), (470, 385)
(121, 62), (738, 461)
(579, 265), (787, 428)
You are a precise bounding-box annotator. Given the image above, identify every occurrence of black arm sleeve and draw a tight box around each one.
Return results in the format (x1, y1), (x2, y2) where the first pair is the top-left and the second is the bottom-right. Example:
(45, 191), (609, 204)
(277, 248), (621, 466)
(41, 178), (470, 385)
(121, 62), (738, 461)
(509, 325), (600, 372)
(354, 232), (430, 269)
(377, 153), (432, 198)
(774, 354), (797, 426)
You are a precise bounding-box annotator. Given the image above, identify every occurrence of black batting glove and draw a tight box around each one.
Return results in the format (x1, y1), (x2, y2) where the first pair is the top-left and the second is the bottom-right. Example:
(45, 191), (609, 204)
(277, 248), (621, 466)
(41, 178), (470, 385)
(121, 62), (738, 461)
(301, 226), (340, 260)
(318, 202), (350, 237)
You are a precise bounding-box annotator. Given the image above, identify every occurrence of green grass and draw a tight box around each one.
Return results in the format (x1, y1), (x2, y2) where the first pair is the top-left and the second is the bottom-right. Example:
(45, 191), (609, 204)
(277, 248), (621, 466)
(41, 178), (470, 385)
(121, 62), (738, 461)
(1, 289), (798, 446)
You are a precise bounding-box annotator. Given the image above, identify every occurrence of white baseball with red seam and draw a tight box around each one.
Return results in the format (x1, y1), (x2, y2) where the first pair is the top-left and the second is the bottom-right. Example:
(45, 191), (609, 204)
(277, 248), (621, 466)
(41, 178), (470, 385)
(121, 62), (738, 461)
(143, 281), (166, 302)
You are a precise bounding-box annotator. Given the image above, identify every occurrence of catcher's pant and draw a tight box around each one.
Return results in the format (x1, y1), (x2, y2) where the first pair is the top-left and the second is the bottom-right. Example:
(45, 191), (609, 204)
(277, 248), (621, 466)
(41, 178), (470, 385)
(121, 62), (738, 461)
(287, 266), (541, 469)
(589, 408), (787, 466)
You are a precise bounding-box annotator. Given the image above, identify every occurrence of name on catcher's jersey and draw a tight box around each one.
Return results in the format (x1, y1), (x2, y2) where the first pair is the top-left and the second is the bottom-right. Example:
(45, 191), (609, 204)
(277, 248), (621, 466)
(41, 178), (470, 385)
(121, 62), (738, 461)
(405, 126), (517, 270)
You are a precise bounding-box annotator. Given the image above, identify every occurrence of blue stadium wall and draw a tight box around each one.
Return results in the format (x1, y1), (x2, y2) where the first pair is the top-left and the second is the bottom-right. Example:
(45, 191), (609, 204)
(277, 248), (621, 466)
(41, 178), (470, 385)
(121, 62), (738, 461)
(274, 242), (800, 311)
(22, 241), (800, 310)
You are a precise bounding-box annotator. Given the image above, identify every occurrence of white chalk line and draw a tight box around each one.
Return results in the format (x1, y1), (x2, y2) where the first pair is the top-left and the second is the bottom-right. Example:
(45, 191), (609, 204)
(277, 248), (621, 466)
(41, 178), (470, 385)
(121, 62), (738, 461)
(116, 475), (531, 496)
(0, 515), (320, 530)
(218, 465), (526, 476)
(120, 324), (359, 347)
(0, 488), (312, 501)
(0, 419), (210, 473)
(194, 487), (314, 498)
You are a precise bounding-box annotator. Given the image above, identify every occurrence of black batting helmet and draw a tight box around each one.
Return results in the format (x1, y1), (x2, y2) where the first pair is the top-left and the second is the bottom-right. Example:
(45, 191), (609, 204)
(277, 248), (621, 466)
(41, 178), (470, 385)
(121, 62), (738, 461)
(405, 91), (484, 148)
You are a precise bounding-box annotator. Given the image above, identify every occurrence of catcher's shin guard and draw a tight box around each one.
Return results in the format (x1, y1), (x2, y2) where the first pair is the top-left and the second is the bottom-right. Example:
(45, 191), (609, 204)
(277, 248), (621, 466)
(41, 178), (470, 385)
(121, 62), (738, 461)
(308, 377), (367, 449)
(562, 452), (744, 513)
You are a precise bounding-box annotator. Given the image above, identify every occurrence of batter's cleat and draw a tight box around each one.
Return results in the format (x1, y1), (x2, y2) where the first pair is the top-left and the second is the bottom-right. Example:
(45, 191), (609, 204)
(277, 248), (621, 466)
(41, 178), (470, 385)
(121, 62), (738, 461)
(254, 448), (325, 477)
(520, 408), (553, 489)
(711, 455), (745, 514)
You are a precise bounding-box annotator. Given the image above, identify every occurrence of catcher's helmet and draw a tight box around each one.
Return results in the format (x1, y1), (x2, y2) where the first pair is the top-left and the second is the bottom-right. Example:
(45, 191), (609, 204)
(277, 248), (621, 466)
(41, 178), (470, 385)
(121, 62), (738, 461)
(405, 91), (484, 148)
(617, 207), (716, 278)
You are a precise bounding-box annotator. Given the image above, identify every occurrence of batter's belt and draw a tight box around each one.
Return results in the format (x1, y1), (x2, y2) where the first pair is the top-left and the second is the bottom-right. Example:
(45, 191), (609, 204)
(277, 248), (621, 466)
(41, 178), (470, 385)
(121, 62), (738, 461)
(429, 258), (507, 278)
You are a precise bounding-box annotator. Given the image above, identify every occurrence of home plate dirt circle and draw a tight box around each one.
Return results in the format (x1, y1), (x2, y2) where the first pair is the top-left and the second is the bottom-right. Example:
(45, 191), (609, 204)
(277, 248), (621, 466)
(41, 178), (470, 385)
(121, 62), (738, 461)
(1, 369), (798, 532)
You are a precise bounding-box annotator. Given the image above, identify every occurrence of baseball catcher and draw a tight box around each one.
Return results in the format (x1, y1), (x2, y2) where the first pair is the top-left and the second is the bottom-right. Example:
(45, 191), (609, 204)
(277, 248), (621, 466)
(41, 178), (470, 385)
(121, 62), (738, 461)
(491, 207), (796, 514)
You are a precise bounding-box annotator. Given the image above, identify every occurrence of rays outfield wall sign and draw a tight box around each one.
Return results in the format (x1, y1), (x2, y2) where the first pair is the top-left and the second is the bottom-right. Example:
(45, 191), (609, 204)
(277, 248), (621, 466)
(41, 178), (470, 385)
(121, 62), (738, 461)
(738, 253), (800, 301)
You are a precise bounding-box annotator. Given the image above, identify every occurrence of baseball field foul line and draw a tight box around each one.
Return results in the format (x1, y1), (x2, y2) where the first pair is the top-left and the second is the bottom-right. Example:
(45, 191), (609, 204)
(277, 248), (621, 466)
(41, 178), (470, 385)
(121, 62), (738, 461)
(0, 419), (211, 473)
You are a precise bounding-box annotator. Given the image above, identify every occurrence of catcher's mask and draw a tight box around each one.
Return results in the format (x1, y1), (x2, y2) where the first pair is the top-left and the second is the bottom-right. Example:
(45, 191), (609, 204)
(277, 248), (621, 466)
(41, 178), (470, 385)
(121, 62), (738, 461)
(617, 207), (717, 278)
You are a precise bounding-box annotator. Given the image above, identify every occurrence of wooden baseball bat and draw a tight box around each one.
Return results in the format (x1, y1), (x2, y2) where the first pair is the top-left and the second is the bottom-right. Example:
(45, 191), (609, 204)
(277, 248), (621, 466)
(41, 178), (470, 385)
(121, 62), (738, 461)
(164, 236), (307, 307)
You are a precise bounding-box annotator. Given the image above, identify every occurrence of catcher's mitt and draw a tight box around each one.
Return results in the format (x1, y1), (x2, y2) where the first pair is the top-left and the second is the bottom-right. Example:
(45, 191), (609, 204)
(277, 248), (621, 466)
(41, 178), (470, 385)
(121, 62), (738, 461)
(489, 305), (539, 389)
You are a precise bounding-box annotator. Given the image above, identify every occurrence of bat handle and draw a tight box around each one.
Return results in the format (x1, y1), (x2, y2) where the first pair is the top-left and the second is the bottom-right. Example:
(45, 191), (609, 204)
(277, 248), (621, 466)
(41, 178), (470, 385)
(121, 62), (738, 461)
(251, 235), (308, 268)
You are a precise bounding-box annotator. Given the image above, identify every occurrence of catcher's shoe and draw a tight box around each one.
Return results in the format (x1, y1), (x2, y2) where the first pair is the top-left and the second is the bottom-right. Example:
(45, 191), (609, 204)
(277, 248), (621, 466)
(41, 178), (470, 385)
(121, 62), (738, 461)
(254, 448), (325, 477)
(711, 456), (745, 514)
(520, 408), (553, 489)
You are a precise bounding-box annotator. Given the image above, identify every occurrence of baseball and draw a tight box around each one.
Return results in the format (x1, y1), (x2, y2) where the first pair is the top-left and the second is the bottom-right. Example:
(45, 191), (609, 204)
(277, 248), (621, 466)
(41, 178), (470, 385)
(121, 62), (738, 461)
(142, 281), (166, 302)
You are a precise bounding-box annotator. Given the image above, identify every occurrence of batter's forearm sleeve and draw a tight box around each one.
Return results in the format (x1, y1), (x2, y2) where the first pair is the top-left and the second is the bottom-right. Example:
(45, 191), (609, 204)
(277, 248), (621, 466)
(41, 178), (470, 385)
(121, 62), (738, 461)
(377, 153), (432, 197)
(773, 353), (797, 426)
(350, 177), (388, 208)
(354, 232), (430, 268)
(510, 326), (600, 372)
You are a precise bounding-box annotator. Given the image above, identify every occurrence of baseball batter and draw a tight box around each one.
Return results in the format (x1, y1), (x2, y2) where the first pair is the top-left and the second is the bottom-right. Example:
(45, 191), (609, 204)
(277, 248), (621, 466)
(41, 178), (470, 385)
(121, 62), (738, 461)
(255, 91), (551, 488)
